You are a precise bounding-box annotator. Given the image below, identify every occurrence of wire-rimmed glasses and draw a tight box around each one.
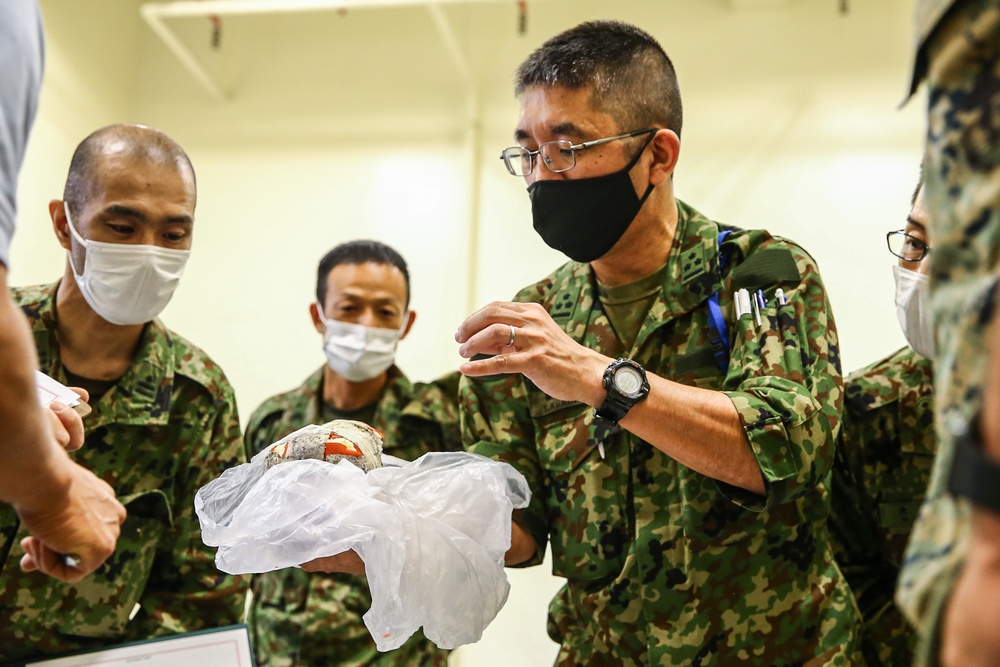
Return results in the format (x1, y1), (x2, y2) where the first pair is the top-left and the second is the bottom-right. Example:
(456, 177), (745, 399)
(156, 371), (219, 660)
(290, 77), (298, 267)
(499, 128), (656, 177)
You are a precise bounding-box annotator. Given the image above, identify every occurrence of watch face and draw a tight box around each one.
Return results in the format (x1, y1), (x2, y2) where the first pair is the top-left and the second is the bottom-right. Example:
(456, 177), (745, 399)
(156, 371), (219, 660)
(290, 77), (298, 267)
(614, 366), (644, 396)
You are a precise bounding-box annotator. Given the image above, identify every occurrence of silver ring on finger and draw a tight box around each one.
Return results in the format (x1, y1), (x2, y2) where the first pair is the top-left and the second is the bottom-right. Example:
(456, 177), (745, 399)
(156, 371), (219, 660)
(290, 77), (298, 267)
(507, 324), (516, 347)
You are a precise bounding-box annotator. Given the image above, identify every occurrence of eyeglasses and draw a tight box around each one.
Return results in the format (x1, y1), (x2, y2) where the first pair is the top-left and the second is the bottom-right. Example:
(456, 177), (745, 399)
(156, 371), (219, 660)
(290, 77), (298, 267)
(499, 128), (657, 177)
(886, 230), (931, 262)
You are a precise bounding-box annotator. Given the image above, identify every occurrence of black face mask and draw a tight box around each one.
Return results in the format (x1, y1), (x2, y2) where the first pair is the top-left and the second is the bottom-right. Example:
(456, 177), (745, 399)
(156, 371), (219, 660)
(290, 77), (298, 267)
(528, 132), (656, 263)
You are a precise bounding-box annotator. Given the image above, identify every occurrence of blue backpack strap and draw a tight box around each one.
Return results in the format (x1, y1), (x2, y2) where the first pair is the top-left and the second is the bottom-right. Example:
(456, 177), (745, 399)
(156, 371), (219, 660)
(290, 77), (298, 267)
(707, 230), (732, 375)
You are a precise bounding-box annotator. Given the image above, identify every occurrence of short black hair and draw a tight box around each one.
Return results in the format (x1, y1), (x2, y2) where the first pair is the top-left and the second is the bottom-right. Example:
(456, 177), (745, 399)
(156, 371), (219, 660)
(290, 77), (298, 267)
(316, 240), (410, 308)
(515, 20), (682, 138)
(63, 124), (196, 219)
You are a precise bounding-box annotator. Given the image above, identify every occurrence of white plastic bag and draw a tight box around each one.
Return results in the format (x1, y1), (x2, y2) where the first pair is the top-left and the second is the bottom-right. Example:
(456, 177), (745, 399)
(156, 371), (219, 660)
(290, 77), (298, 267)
(195, 448), (530, 651)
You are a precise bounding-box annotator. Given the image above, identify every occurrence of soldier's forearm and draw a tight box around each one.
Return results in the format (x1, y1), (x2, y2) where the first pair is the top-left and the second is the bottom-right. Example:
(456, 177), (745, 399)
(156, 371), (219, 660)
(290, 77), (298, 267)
(620, 377), (765, 496)
(0, 273), (73, 510)
(505, 520), (537, 566)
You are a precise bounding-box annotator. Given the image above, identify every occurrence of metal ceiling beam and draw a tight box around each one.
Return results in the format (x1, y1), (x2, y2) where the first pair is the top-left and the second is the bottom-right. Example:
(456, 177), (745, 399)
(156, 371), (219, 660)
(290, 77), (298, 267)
(139, 0), (517, 99)
(144, 0), (519, 18)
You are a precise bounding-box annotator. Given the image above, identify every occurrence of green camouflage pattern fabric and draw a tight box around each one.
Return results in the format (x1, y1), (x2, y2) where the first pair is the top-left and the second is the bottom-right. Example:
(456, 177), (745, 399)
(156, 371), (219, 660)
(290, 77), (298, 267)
(829, 346), (936, 667)
(0, 282), (248, 661)
(245, 365), (462, 667)
(896, 2), (1000, 666)
(460, 199), (862, 666)
(909, 0), (965, 93)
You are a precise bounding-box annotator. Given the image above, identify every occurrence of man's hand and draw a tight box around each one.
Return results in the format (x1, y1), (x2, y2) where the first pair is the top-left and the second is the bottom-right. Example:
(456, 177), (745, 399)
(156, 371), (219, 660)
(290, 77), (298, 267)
(300, 549), (366, 576)
(15, 458), (126, 583)
(455, 301), (608, 406)
(45, 387), (89, 452)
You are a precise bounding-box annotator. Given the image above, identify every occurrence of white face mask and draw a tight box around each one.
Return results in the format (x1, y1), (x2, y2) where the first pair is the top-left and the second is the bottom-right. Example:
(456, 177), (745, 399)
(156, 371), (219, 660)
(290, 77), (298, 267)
(317, 303), (406, 382)
(65, 205), (191, 326)
(893, 264), (935, 359)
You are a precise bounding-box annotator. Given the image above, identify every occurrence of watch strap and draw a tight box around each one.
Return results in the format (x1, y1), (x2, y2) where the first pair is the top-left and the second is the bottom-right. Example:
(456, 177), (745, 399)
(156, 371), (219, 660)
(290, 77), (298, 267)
(949, 417), (1000, 515)
(594, 392), (632, 425)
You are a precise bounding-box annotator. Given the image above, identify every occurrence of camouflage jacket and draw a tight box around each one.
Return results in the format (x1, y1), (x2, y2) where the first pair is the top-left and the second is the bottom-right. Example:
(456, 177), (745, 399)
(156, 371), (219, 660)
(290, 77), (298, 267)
(245, 365), (462, 667)
(909, 0), (958, 92)
(0, 282), (248, 661)
(461, 200), (861, 666)
(896, 3), (1000, 664)
(829, 346), (936, 667)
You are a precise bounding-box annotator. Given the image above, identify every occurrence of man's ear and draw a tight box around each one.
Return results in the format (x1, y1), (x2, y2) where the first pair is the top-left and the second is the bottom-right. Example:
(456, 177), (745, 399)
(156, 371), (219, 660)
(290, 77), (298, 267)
(647, 129), (680, 187)
(50, 200), (72, 251)
(310, 302), (325, 335)
(400, 310), (417, 341)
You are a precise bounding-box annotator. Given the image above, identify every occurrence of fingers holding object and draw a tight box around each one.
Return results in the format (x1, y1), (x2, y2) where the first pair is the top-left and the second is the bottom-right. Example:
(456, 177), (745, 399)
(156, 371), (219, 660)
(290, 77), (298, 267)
(458, 321), (524, 359)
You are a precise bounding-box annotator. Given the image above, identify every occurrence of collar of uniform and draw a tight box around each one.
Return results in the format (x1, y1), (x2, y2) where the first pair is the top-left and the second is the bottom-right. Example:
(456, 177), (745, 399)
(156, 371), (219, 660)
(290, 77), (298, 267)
(536, 200), (722, 358)
(308, 365), (413, 446)
(572, 200), (722, 320)
(300, 365), (325, 427)
(28, 281), (175, 428)
(658, 199), (724, 312)
(625, 199), (723, 353)
(371, 366), (415, 448)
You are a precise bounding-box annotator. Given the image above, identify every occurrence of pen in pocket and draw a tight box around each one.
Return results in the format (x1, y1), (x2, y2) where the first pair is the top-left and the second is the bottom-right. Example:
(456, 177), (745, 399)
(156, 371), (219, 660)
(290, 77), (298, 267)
(735, 288), (753, 324)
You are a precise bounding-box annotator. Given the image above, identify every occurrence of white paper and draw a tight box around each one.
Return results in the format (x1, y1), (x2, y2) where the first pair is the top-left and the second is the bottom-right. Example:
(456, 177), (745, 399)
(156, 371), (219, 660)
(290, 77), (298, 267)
(23, 626), (253, 667)
(34, 371), (83, 409)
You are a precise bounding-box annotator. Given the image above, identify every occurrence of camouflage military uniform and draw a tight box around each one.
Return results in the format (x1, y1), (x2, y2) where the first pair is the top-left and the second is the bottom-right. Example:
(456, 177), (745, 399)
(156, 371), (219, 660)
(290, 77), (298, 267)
(829, 346), (936, 666)
(461, 200), (862, 666)
(0, 282), (248, 661)
(895, 2), (1000, 665)
(245, 366), (462, 667)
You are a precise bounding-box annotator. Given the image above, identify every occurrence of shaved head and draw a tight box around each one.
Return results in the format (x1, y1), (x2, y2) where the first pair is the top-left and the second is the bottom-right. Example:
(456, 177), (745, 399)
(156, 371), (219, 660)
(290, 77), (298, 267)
(62, 124), (196, 218)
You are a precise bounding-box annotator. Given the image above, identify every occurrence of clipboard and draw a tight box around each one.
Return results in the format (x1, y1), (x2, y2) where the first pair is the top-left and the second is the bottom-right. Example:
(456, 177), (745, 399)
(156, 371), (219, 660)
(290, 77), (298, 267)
(1, 624), (255, 667)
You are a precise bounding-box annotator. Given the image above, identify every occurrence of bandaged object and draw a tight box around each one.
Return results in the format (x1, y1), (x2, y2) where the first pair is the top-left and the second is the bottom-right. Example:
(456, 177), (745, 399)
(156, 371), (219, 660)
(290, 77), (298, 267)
(263, 419), (383, 472)
(195, 426), (529, 652)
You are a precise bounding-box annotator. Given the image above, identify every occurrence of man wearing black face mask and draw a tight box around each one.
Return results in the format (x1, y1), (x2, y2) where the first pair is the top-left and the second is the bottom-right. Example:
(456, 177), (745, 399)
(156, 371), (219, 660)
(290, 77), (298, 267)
(454, 20), (860, 665)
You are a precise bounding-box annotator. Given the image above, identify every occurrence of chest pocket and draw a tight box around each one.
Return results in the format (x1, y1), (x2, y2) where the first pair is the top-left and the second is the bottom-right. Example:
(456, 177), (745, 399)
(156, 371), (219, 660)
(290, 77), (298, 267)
(899, 395), (936, 457)
(879, 394), (936, 535)
(56, 490), (172, 638)
(528, 388), (629, 582)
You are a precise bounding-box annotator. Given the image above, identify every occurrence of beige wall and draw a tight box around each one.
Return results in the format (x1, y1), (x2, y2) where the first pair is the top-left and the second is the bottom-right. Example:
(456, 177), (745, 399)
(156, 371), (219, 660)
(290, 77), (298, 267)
(12, 1), (924, 664)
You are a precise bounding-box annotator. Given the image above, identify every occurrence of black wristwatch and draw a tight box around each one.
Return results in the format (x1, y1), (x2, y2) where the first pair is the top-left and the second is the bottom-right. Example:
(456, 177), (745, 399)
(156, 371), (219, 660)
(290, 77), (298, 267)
(949, 412), (1000, 515)
(593, 358), (650, 425)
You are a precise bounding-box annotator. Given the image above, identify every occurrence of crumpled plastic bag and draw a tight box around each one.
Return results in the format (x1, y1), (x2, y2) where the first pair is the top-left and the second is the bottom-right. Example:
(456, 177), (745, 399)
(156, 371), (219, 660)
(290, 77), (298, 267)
(195, 447), (530, 651)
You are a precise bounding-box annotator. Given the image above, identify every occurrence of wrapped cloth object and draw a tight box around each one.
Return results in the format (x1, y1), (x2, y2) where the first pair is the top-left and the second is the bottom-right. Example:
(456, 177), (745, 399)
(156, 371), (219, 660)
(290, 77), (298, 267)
(195, 426), (530, 652)
(263, 419), (383, 472)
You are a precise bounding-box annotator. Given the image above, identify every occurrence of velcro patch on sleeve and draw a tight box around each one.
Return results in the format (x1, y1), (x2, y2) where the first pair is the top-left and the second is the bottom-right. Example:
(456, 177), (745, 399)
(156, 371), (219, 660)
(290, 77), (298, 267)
(731, 248), (801, 290)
